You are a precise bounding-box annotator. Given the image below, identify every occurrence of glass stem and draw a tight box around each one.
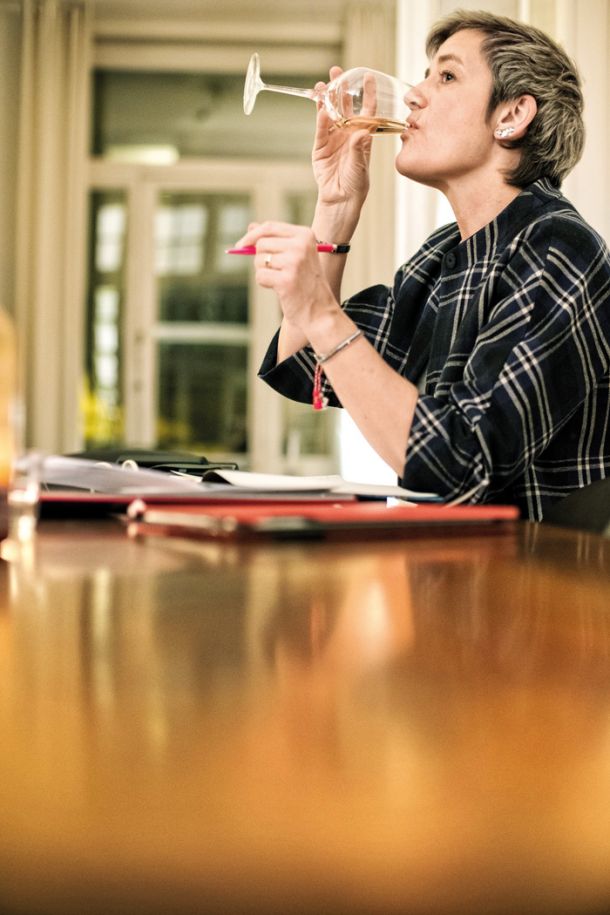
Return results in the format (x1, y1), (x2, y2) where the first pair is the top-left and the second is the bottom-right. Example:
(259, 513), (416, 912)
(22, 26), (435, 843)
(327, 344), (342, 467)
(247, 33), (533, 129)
(261, 83), (318, 102)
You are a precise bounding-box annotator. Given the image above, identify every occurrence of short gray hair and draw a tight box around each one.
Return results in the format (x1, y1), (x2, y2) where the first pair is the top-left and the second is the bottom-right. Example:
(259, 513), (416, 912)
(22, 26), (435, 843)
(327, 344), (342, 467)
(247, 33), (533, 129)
(426, 9), (584, 188)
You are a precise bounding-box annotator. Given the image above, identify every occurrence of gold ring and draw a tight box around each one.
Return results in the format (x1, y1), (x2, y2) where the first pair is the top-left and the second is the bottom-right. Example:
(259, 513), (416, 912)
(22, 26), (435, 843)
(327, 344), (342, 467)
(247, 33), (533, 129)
(264, 253), (272, 268)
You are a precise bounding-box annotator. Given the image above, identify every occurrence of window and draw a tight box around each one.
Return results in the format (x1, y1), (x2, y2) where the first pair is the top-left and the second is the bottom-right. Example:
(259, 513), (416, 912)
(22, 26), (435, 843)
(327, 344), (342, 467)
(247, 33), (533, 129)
(153, 192), (251, 454)
(84, 39), (342, 471)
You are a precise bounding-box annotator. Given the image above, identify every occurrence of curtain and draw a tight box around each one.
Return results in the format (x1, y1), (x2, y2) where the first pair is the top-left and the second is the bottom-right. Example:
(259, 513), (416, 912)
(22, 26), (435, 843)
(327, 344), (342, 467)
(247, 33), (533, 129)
(15, 0), (91, 452)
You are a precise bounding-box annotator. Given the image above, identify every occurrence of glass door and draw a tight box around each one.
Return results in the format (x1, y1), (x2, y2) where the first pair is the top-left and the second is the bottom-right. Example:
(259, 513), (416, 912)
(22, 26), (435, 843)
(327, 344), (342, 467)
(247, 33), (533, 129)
(85, 161), (339, 473)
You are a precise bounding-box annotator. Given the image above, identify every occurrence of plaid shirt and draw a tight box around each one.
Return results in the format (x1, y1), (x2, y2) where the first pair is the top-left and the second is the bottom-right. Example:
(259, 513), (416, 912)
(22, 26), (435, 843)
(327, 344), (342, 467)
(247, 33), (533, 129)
(259, 179), (610, 519)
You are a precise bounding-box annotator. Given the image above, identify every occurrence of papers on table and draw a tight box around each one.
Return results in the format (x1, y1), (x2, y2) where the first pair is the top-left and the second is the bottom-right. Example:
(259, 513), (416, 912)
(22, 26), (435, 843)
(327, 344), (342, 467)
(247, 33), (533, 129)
(41, 455), (203, 495)
(39, 455), (520, 535)
(196, 469), (440, 502)
(41, 456), (438, 502)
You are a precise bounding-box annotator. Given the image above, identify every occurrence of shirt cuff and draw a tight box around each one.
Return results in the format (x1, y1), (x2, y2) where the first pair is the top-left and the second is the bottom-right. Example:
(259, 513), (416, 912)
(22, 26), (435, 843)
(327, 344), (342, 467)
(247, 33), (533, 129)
(258, 330), (315, 405)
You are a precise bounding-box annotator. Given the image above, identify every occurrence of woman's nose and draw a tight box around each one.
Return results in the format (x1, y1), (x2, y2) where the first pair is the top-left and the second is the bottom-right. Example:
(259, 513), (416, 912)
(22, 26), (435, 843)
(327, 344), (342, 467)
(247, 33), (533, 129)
(405, 83), (426, 110)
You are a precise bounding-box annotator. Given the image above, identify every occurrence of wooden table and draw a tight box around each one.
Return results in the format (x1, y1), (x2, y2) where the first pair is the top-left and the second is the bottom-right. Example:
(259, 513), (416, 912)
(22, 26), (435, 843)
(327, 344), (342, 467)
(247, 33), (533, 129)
(1, 517), (609, 915)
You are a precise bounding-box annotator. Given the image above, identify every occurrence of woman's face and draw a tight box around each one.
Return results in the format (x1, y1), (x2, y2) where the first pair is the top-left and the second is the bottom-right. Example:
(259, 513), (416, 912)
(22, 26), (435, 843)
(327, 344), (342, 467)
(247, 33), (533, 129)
(396, 28), (499, 192)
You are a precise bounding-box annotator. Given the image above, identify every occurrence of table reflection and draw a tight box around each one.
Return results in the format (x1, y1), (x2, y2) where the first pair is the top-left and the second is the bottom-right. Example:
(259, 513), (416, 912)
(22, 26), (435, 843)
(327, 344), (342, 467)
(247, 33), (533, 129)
(1, 521), (610, 915)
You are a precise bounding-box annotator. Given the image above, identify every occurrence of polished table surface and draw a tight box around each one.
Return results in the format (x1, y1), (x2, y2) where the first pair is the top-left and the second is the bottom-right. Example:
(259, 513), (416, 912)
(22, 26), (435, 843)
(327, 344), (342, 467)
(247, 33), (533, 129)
(1, 517), (610, 915)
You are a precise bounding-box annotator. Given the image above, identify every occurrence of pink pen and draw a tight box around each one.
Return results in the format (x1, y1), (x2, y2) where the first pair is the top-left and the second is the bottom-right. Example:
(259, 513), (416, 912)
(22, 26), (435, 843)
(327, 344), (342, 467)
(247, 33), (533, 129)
(226, 243), (340, 255)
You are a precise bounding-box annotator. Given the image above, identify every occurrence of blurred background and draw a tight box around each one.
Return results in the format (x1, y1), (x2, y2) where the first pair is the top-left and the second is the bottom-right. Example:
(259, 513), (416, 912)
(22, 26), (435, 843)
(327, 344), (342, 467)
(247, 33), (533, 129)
(0, 0), (608, 480)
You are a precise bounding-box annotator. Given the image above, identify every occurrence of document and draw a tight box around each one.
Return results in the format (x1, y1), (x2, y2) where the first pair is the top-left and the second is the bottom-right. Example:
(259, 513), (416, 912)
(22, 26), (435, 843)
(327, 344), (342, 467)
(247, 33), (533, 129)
(197, 469), (440, 502)
(41, 455), (204, 495)
(41, 456), (435, 502)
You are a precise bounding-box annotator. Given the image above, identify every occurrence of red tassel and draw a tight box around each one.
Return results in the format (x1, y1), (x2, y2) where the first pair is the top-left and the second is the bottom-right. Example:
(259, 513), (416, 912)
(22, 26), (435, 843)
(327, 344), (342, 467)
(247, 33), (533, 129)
(313, 363), (327, 411)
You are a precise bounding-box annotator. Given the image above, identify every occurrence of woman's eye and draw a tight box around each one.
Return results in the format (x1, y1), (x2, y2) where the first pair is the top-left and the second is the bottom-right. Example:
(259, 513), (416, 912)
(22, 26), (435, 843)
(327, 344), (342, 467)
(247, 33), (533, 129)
(440, 71), (455, 83)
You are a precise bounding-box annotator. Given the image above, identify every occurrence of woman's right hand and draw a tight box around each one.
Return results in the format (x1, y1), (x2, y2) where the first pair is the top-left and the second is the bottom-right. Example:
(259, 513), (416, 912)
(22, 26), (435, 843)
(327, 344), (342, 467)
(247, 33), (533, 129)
(311, 66), (373, 210)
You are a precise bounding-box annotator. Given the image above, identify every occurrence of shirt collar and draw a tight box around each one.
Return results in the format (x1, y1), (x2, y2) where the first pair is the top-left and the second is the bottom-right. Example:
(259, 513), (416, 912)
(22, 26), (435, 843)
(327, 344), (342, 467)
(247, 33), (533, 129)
(452, 178), (566, 266)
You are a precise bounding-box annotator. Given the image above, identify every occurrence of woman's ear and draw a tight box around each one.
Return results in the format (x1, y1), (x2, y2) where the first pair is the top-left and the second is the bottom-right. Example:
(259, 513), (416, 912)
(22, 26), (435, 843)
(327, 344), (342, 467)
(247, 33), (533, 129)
(494, 94), (537, 141)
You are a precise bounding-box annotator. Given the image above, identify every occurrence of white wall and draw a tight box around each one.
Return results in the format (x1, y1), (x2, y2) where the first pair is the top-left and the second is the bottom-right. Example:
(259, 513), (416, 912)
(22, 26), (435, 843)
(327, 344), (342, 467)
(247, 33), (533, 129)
(559, 0), (610, 243)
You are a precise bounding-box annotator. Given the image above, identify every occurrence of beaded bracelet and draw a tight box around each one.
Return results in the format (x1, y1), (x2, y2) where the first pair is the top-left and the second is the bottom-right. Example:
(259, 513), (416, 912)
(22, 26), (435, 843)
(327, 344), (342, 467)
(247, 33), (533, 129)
(312, 329), (363, 411)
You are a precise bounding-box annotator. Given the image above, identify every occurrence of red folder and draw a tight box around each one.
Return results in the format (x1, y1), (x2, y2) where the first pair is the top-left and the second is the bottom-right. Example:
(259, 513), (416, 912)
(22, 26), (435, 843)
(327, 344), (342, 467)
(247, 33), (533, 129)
(39, 489), (355, 518)
(126, 500), (520, 541)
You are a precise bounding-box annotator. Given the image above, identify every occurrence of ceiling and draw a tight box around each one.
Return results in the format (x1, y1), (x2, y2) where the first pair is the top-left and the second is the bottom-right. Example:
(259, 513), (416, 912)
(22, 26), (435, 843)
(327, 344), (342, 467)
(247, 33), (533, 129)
(93, 0), (352, 24)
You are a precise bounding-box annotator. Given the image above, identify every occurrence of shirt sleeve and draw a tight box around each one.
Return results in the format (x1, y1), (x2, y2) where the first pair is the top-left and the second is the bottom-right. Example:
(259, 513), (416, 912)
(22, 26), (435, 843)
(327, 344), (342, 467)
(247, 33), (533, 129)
(402, 215), (610, 503)
(258, 282), (397, 407)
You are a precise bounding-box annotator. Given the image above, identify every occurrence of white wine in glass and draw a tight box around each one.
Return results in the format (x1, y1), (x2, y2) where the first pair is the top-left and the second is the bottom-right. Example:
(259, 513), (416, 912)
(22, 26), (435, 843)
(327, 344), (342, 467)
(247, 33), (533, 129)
(243, 53), (412, 135)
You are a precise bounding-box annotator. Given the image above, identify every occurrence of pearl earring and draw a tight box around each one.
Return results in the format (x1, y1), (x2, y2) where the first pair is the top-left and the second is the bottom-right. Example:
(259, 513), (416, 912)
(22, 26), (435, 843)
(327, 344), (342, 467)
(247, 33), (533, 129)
(495, 126), (515, 139)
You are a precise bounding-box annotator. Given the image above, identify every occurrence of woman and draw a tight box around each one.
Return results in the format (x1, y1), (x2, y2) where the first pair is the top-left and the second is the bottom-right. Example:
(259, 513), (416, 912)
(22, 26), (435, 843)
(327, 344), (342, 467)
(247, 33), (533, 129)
(237, 10), (610, 520)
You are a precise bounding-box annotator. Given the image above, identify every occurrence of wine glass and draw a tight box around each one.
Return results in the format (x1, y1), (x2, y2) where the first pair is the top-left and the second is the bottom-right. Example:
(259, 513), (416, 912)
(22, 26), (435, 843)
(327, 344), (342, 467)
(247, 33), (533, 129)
(243, 52), (412, 135)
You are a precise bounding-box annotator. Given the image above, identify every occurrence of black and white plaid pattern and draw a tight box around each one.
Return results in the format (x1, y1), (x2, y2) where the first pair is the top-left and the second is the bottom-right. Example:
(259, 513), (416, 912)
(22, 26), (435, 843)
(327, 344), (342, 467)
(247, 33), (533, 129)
(259, 179), (610, 519)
